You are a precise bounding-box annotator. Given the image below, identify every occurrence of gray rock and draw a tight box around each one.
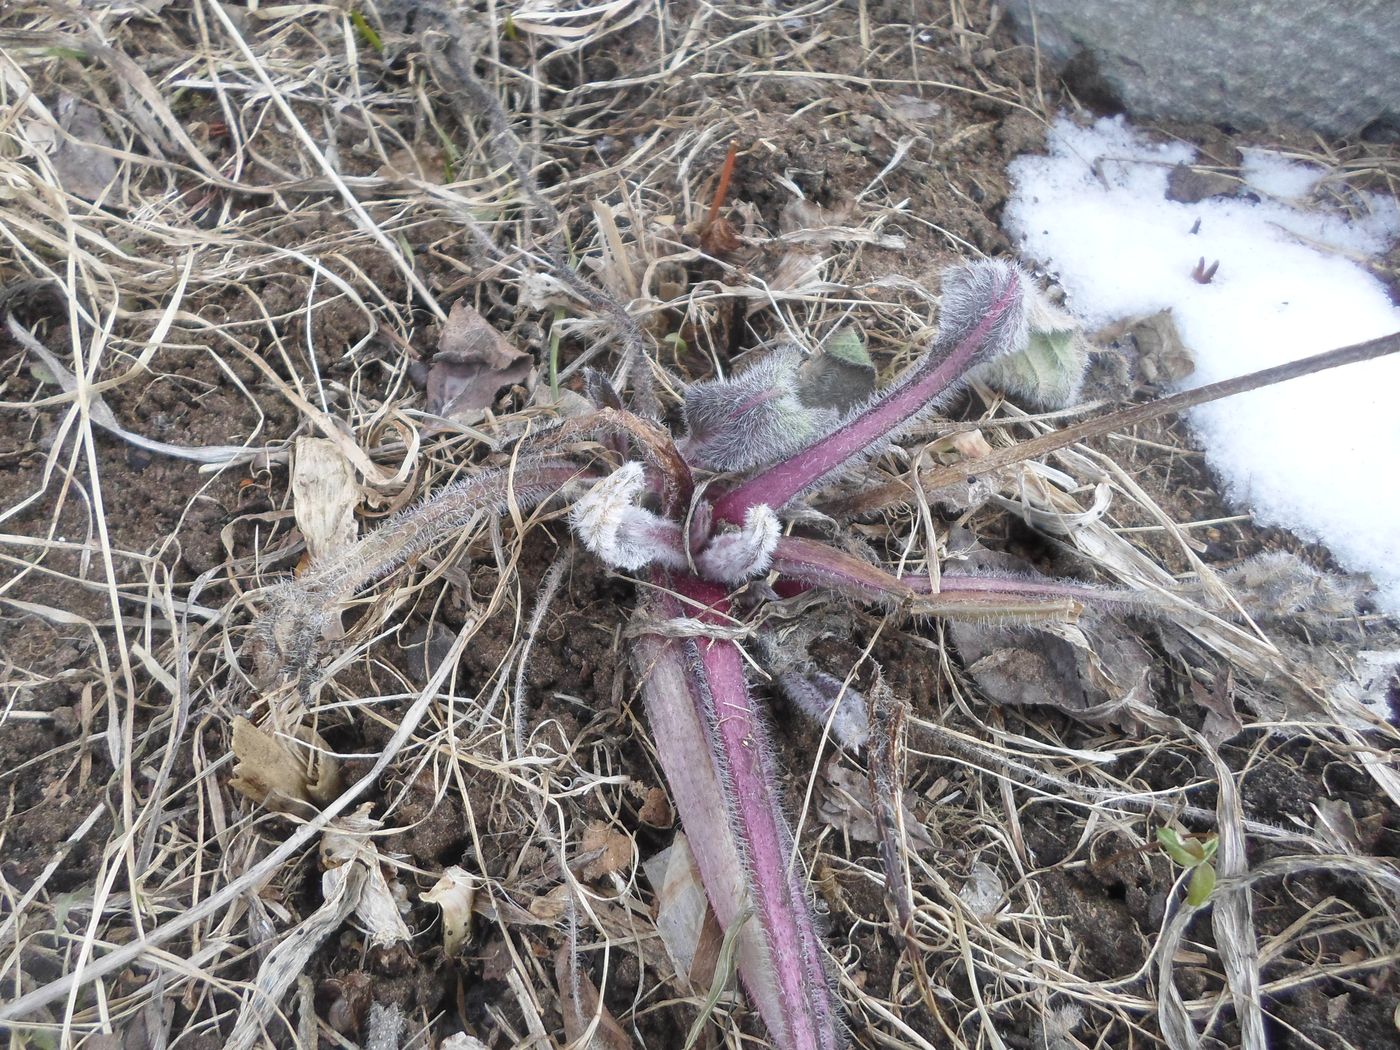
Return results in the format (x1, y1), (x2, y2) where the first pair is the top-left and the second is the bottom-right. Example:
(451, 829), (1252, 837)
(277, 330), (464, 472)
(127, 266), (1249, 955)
(1005, 0), (1400, 137)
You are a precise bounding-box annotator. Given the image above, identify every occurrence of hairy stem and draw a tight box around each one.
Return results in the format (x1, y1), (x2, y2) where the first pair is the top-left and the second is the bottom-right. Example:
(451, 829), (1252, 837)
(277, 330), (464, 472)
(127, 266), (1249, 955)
(666, 574), (842, 1050)
(713, 265), (1023, 523)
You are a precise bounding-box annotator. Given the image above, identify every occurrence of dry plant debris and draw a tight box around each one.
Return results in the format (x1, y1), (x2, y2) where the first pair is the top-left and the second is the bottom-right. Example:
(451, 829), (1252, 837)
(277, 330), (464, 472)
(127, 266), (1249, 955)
(1, 2), (1398, 1050)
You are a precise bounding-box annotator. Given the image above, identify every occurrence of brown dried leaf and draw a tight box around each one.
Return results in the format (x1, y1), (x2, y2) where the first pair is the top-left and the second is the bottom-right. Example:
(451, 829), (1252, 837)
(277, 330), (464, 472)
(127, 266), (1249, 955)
(422, 866), (477, 956)
(1190, 672), (1244, 745)
(229, 717), (342, 812)
(47, 93), (119, 201)
(577, 822), (633, 881)
(638, 786), (673, 829)
(554, 947), (635, 1050)
(427, 301), (533, 421)
(1130, 310), (1196, 386)
(953, 617), (1153, 726)
(700, 216), (742, 255)
(817, 757), (933, 849)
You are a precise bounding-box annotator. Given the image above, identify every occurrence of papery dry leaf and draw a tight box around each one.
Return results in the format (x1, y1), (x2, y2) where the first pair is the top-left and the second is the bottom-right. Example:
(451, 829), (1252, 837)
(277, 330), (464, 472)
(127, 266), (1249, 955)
(427, 301), (533, 421)
(42, 93), (119, 201)
(441, 1035), (490, 1050)
(322, 805), (412, 950)
(554, 947), (635, 1050)
(229, 717), (342, 811)
(641, 834), (712, 990)
(528, 883), (572, 922)
(956, 860), (1004, 918)
(953, 616), (1153, 726)
(291, 437), (360, 560)
(816, 757), (933, 849)
(700, 216), (742, 255)
(423, 865), (477, 955)
(1130, 310), (1196, 386)
(577, 822), (633, 881)
(928, 428), (993, 465)
(376, 144), (447, 182)
(1190, 672), (1244, 745)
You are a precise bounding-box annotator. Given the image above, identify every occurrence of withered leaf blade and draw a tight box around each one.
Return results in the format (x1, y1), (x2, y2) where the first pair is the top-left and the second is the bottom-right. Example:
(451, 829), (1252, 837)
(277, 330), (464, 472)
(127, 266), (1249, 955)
(427, 300), (533, 421)
(49, 93), (119, 202)
(554, 946), (635, 1050)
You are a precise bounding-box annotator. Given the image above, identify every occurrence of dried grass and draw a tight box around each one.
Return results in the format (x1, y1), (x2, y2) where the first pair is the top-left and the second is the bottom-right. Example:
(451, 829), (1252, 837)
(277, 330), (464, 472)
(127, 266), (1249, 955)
(1, 2), (1397, 1049)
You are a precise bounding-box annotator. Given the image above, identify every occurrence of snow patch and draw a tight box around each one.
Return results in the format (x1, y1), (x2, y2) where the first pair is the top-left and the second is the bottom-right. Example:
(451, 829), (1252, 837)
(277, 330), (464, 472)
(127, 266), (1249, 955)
(1004, 116), (1400, 610)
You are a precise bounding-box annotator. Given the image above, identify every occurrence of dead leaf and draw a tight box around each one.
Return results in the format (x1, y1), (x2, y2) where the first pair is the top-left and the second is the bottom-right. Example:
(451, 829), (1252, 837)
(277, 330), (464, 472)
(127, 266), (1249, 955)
(376, 144), (447, 182)
(576, 822), (633, 881)
(816, 757), (934, 850)
(427, 301), (533, 422)
(953, 616), (1153, 726)
(229, 717), (342, 812)
(291, 437), (359, 560)
(422, 866), (477, 955)
(928, 428), (993, 465)
(956, 860), (1004, 918)
(642, 834), (713, 991)
(1130, 310), (1196, 386)
(700, 215), (742, 255)
(45, 93), (119, 201)
(554, 946), (635, 1050)
(321, 805), (412, 950)
(638, 786), (673, 829)
(1190, 672), (1244, 745)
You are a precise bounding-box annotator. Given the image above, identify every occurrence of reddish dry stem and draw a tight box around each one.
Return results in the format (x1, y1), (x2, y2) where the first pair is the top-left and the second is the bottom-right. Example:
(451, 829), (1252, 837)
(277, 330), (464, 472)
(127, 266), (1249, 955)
(706, 142), (739, 229)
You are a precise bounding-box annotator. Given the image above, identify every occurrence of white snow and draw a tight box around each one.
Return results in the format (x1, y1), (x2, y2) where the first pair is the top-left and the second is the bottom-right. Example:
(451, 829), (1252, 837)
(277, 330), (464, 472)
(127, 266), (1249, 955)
(1003, 116), (1400, 610)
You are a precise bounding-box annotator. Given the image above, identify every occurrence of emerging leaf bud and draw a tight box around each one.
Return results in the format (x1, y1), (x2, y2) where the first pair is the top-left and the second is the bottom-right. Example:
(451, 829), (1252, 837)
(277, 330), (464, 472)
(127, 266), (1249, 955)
(681, 348), (839, 472)
(970, 283), (1089, 409)
(935, 259), (1031, 369)
(695, 505), (781, 584)
(569, 463), (687, 572)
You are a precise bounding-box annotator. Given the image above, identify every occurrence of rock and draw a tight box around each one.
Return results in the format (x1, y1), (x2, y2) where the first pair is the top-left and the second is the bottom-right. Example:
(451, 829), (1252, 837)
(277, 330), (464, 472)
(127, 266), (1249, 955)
(1004, 1), (1400, 137)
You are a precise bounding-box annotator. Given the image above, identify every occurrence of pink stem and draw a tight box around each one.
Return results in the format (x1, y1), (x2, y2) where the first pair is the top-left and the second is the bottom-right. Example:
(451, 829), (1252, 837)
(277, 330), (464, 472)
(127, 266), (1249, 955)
(712, 271), (1020, 524)
(665, 574), (841, 1050)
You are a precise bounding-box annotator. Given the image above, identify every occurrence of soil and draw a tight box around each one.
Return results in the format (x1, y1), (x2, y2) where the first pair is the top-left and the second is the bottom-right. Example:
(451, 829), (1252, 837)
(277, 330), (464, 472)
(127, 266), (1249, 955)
(1, 3), (1397, 1049)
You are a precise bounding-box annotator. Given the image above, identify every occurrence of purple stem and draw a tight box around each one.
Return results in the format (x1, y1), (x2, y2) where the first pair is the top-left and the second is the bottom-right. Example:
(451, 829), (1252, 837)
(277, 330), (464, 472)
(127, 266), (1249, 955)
(770, 536), (914, 605)
(666, 574), (841, 1050)
(712, 270), (1021, 524)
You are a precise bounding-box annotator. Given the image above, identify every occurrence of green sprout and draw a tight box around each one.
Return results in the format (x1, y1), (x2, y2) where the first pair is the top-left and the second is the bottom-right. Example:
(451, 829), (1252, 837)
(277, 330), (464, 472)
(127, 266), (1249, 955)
(1157, 826), (1219, 906)
(350, 10), (383, 53)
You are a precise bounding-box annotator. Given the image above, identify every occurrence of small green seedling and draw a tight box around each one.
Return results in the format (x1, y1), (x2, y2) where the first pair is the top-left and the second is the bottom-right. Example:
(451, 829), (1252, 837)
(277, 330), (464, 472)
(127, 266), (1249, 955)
(1157, 826), (1219, 906)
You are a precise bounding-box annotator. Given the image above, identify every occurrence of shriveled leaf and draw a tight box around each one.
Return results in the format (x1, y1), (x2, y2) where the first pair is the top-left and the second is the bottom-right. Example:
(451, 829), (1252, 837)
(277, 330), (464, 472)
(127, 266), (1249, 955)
(427, 300), (533, 421)
(642, 834), (718, 992)
(42, 93), (119, 201)
(817, 757), (932, 850)
(952, 615), (1153, 726)
(956, 860), (1005, 918)
(554, 946), (635, 1050)
(577, 822), (634, 881)
(1130, 310), (1196, 386)
(376, 143), (447, 182)
(322, 805), (412, 950)
(422, 865), (477, 955)
(229, 717), (342, 812)
(291, 437), (360, 560)
(1190, 673), (1244, 745)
